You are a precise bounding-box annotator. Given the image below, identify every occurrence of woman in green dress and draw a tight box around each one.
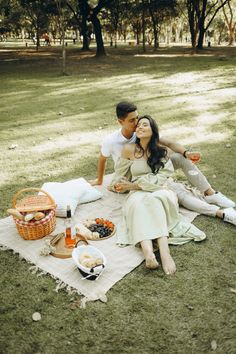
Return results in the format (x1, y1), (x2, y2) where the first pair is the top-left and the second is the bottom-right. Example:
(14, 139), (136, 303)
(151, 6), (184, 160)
(109, 115), (206, 275)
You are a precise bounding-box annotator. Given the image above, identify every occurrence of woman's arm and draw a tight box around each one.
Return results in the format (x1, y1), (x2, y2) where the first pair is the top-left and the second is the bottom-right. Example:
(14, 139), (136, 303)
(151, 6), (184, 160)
(108, 144), (138, 193)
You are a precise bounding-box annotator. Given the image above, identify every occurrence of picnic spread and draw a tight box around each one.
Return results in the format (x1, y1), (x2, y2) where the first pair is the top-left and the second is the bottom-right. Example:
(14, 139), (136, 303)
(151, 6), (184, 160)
(0, 175), (200, 302)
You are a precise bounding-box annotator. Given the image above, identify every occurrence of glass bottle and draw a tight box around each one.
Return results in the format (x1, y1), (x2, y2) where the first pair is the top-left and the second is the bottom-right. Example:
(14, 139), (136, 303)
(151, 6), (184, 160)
(65, 205), (75, 248)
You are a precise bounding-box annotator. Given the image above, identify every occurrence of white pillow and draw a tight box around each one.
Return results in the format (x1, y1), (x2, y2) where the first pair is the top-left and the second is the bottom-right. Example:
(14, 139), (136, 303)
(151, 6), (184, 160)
(41, 178), (102, 217)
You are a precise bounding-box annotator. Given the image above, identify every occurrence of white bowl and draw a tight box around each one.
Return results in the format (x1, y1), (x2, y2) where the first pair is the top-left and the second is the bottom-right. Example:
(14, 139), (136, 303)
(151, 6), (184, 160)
(72, 245), (107, 280)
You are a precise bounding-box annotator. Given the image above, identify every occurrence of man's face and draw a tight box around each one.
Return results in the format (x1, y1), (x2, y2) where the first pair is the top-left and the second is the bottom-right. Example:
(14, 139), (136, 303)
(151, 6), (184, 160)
(118, 110), (139, 134)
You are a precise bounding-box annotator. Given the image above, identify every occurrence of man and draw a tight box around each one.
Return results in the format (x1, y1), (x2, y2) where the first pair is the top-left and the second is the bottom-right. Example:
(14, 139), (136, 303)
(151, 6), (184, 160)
(90, 101), (235, 224)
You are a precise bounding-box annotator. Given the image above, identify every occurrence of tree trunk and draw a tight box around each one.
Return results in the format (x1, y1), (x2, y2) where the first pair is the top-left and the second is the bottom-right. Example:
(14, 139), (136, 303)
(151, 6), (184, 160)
(36, 27), (40, 50)
(197, 0), (207, 50)
(222, 0), (235, 46)
(91, 14), (106, 57)
(197, 22), (205, 49)
(142, 2), (146, 52)
(228, 27), (233, 45)
(81, 14), (90, 51)
(187, 0), (197, 49)
(149, 5), (159, 50)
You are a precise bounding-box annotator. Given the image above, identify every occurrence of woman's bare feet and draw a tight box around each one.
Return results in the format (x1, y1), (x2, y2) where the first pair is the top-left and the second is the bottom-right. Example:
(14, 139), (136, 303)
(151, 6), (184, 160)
(157, 236), (176, 275)
(160, 252), (176, 275)
(145, 253), (159, 270)
(140, 240), (159, 270)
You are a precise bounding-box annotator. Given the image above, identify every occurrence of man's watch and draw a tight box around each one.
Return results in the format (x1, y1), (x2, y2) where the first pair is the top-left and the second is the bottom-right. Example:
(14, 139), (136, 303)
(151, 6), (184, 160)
(183, 150), (189, 158)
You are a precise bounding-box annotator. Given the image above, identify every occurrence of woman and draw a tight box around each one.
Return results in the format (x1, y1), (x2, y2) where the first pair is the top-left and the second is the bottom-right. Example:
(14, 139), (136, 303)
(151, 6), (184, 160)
(109, 115), (206, 275)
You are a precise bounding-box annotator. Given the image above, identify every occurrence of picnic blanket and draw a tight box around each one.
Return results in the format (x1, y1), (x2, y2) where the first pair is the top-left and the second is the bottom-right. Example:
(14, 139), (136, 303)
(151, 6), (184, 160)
(0, 175), (199, 303)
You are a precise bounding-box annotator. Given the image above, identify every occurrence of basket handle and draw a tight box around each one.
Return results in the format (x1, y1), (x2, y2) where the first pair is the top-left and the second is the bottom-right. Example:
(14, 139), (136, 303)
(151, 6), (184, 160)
(12, 188), (56, 208)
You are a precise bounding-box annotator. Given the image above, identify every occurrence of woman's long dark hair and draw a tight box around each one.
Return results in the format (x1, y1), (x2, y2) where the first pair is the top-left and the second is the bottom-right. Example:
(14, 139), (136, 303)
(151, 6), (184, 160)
(135, 115), (167, 174)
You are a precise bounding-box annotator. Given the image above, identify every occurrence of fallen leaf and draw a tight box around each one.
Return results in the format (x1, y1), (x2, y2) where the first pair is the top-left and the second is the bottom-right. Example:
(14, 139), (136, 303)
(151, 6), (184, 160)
(191, 332), (198, 338)
(80, 298), (87, 309)
(225, 143), (231, 148)
(185, 304), (194, 310)
(32, 312), (41, 321)
(70, 300), (81, 310)
(211, 340), (217, 350)
(230, 288), (236, 294)
(8, 144), (18, 150)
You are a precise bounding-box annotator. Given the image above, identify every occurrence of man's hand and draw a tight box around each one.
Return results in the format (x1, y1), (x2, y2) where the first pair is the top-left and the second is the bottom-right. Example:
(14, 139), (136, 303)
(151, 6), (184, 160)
(88, 178), (102, 186)
(186, 151), (201, 164)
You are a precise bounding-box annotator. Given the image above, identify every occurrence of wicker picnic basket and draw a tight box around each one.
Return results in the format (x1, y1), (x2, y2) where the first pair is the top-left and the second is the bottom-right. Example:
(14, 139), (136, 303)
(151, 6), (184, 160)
(12, 188), (57, 240)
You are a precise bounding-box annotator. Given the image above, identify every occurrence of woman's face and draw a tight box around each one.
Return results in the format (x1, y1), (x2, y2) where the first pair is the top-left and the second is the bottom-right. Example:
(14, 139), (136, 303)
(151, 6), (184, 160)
(136, 118), (152, 139)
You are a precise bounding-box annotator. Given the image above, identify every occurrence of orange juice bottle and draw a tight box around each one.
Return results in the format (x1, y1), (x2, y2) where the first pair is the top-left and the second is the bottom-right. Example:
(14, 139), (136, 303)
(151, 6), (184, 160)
(65, 205), (75, 248)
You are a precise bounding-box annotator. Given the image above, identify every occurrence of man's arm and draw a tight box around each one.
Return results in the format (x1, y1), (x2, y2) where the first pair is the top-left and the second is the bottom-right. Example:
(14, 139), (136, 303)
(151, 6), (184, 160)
(160, 136), (201, 161)
(160, 136), (186, 155)
(89, 154), (107, 186)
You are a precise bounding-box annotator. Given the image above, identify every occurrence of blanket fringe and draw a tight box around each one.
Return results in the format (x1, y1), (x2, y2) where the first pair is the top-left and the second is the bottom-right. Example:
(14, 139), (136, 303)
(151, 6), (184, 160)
(29, 265), (39, 274)
(1, 246), (106, 303)
(0, 245), (9, 251)
(27, 261), (83, 298)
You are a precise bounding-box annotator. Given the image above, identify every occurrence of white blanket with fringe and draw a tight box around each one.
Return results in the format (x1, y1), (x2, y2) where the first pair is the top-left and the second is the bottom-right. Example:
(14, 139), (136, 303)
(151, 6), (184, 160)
(0, 175), (199, 302)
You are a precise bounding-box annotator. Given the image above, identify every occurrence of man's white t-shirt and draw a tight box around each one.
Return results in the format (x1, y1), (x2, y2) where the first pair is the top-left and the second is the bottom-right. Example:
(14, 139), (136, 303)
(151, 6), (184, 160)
(101, 129), (136, 163)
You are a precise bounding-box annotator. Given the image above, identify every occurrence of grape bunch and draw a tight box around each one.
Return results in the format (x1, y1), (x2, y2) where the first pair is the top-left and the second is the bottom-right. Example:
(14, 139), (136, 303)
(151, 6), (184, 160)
(87, 218), (115, 239)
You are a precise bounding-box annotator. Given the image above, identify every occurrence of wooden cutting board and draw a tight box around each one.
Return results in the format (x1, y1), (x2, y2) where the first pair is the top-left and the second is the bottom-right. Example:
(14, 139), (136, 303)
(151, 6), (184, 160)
(50, 233), (75, 259)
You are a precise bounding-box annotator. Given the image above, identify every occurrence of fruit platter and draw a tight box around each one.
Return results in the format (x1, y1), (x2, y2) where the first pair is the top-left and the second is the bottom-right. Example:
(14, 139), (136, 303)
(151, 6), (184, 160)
(81, 218), (116, 241)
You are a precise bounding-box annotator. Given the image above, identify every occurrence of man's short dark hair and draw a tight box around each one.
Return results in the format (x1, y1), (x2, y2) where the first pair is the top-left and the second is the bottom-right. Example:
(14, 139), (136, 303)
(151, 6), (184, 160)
(116, 101), (137, 120)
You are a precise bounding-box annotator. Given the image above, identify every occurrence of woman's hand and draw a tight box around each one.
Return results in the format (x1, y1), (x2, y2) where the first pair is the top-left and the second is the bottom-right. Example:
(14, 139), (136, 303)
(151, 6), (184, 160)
(114, 178), (140, 193)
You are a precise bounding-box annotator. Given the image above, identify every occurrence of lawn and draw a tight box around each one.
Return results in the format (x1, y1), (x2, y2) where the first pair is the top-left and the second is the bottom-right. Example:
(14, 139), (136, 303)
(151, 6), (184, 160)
(0, 44), (236, 354)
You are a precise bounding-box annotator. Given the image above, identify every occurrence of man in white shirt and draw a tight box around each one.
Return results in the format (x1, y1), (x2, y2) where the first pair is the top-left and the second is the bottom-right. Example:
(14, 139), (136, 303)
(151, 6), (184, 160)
(90, 101), (235, 225)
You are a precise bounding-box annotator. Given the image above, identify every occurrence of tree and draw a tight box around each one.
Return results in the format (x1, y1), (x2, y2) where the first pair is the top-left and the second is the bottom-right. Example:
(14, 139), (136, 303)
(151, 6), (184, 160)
(221, 0), (236, 45)
(148, 0), (177, 50)
(105, 0), (125, 47)
(66, 0), (111, 56)
(20, 0), (52, 48)
(66, 0), (91, 51)
(55, 0), (67, 74)
(0, 0), (24, 37)
(89, 0), (111, 56)
(186, 0), (229, 50)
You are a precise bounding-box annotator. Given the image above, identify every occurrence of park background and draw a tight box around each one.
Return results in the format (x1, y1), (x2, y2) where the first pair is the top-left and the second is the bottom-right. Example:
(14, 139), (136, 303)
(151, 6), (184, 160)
(0, 1), (236, 354)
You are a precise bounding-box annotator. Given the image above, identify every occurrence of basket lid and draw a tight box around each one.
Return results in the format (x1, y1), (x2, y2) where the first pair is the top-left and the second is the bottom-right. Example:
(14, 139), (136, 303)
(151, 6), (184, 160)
(13, 188), (56, 213)
(16, 195), (54, 212)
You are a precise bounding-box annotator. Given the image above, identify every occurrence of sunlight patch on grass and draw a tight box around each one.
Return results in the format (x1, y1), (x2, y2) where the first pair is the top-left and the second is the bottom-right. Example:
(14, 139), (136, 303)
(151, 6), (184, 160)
(0, 90), (32, 99)
(165, 72), (203, 85)
(0, 144), (99, 186)
(31, 128), (113, 153)
(134, 53), (216, 58)
(162, 118), (230, 147)
(48, 74), (149, 96)
(173, 87), (236, 114)
(195, 112), (228, 125)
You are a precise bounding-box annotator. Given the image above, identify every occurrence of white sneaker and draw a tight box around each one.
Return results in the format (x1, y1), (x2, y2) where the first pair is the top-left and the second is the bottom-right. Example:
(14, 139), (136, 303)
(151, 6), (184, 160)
(204, 192), (235, 208)
(223, 208), (236, 226)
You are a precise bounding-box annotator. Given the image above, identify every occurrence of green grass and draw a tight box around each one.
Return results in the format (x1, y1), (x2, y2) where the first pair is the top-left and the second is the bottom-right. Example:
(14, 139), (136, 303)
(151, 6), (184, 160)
(0, 44), (236, 354)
